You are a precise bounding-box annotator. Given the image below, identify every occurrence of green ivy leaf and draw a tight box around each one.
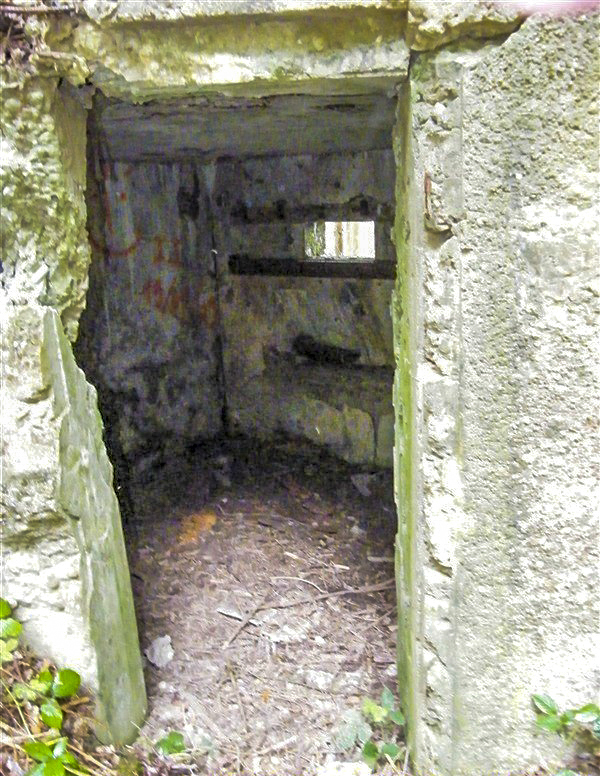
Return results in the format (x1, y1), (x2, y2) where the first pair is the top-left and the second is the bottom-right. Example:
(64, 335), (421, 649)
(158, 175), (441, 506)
(362, 698), (387, 724)
(155, 731), (186, 755)
(380, 742), (401, 761)
(41, 761), (65, 776)
(380, 687), (395, 711)
(51, 669), (80, 699)
(361, 740), (380, 769)
(31, 670), (53, 695)
(0, 617), (22, 639)
(0, 598), (12, 619)
(13, 682), (39, 701)
(52, 738), (68, 758)
(532, 694), (558, 716)
(58, 751), (77, 767)
(560, 710), (575, 725)
(555, 770), (579, 776)
(0, 642), (14, 663)
(574, 703), (600, 722)
(40, 698), (63, 729)
(51, 739), (78, 766)
(389, 709), (405, 726)
(23, 741), (53, 762)
(0, 640), (15, 664)
(536, 713), (562, 732)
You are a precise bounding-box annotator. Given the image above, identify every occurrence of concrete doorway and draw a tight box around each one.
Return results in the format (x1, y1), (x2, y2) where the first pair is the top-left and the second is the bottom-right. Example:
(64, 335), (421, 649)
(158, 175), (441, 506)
(75, 89), (401, 773)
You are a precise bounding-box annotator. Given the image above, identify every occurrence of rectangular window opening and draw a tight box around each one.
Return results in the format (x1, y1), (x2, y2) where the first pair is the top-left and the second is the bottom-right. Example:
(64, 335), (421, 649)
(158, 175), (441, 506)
(304, 220), (376, 260)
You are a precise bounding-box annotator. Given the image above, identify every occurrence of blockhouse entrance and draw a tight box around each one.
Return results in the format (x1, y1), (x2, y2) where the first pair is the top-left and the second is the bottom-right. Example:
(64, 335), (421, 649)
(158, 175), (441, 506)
(74, 90), (401, 773)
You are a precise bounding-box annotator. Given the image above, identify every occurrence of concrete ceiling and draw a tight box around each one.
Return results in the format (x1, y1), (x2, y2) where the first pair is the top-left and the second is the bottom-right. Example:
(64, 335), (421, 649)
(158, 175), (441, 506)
(94, 92), (397, 161)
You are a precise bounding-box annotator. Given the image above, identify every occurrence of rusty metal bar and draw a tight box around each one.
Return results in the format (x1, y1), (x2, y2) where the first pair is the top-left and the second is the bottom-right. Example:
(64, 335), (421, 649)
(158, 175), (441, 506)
(228, 254), (396, 279)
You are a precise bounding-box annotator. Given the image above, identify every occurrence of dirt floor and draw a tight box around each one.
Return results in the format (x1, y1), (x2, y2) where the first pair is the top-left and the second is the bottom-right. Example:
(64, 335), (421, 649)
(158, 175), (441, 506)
(125, 435), (399, 775)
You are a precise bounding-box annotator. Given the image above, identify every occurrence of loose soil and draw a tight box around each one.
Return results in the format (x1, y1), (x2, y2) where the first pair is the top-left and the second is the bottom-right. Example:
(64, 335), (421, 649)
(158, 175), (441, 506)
(126, 435), (399, 775)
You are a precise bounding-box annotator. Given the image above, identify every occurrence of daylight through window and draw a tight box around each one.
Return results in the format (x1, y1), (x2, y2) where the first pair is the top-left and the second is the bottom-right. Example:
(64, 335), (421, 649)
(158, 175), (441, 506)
(304, 221), (376, 260)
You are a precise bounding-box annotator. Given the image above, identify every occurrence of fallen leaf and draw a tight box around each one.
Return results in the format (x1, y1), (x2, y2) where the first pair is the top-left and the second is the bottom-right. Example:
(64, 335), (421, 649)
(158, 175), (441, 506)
(261, 689), (271, 703)
(178, 510), (217, 543)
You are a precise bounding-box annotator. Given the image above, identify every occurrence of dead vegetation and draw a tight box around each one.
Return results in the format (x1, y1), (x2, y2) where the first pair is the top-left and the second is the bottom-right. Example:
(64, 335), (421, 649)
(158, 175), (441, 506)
(0, 643), (201, 775)
(0, 1), (77, 69)
(126, 435), (400, 776)
(3, 435), (593, 776)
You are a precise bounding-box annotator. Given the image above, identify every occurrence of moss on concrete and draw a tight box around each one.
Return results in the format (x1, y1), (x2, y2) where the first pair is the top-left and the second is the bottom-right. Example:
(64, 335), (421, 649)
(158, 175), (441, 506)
(0, 76), (90, 340)
(47, 8), (409, 101)
(391, 84), (417, 756)
(41, 309), (147, 744)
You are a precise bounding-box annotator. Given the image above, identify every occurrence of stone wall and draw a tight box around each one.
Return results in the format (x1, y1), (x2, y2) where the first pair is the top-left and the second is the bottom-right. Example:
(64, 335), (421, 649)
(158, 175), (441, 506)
(394, 12), (599, 773)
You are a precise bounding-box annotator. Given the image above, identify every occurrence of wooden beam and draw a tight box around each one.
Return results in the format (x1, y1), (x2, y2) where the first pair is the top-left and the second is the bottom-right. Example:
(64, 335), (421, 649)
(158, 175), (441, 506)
(228, 254), (396, 279)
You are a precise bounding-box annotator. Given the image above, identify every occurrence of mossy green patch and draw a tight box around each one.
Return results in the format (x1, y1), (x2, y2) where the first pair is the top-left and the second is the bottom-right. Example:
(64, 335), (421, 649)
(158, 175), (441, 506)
(41, 310), (147, 745)
(391, 83), (417, 755)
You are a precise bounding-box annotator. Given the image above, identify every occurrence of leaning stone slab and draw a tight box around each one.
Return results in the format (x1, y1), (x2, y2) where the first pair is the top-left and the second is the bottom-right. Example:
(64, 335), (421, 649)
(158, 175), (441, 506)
(1, 303), (146, 745)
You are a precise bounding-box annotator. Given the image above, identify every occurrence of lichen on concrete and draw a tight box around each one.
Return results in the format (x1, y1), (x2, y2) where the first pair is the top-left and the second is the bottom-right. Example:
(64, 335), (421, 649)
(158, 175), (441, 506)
(1, 303), (146, 744)
(406, 0), (523, 50)
(42, 308), (147, 744)
(1, 76), (90, 341)
(48, 5), (410, 102)
(398, 11), (599, 774)
(1, 71), (146, 745)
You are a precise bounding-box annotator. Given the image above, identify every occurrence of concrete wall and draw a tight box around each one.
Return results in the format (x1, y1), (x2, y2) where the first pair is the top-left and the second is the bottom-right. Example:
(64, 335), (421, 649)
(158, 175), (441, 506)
(214, 151), (396, 465)
(76, 160), (222, 473)
(78, 149), (396, 468)
(394, 12), (599, 774)
(2, 0), (598, 767)
(0, 77), (146, 744)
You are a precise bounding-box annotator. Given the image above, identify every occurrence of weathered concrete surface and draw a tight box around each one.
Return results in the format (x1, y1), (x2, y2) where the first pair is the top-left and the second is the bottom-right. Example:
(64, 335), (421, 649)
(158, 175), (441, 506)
(80, 0), (408, 22)
(1, 75), (146, 744)
(0, 77), (90, 341)
(1, 305), (146, 744)
(76, 161), (222, 465)
(406, 1), (523, 49)
(215, 151), (396, 465)
(32, 0), (526, 103)
(394, 11), (599, 774)
(44, 5), (409, 101)
(230, 363), (394, 466)
(77, 149), (395, 467)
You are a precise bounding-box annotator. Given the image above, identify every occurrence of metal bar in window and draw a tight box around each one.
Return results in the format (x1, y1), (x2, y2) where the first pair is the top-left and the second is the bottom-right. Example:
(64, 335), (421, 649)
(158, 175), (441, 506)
(228, 255), (396, 279)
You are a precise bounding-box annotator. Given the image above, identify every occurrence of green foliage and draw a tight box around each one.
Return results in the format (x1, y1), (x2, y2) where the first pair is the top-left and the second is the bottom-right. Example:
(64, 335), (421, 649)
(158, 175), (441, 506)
(360, 688), (405, 770)
(0, 617), (23, 639)
(335, 687), (405, 771)
(362, 697), (387, 725)
(40, 698), (63, 729)
(0, 597), (20, 663)
(24, 738), (80, 776)
(51, 669), (81, 699)
(0, 598), (12, 618)
(532, 693), (600, 760)
(0, 598), (86, 775)
(2, 598), (186, 775)
(155, 730), (186, 755)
